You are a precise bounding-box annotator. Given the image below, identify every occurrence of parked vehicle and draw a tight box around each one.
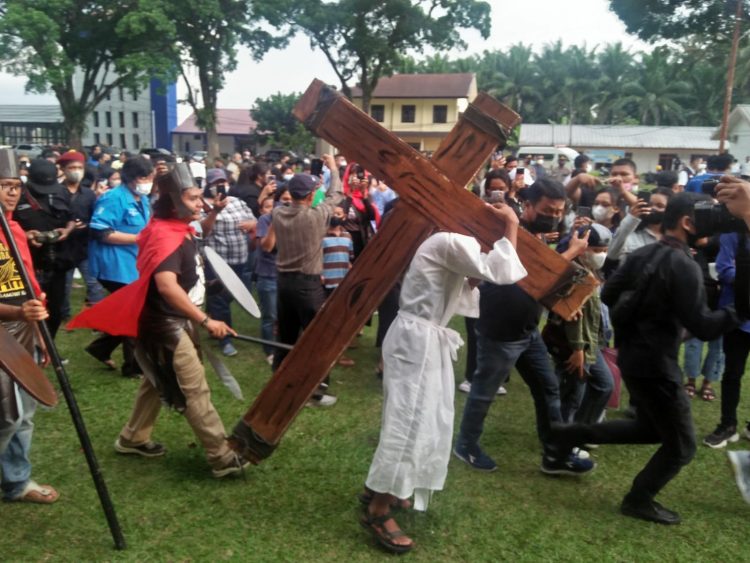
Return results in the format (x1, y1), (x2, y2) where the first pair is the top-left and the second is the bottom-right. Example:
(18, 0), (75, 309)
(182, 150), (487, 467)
(13, 143), (45, 159)
(517, 146), (579, 166)
(139, 147), (174, 159)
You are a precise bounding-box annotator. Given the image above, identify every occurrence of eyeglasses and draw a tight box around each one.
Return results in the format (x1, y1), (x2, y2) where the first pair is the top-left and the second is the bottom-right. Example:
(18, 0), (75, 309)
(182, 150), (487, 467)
(0, 182), (21, 192)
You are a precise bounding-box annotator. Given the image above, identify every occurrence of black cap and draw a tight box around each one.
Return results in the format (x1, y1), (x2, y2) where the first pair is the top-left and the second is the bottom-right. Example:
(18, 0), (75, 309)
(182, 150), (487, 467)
(156, 163), (197, 219)
(0, 148), (18, 179)
(287, 174), (319, 199)
(27, 159), (62, 195)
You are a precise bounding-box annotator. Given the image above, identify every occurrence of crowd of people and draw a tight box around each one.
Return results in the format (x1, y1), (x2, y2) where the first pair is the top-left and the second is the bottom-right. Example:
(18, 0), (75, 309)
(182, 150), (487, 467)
(1, 143), (749, 554)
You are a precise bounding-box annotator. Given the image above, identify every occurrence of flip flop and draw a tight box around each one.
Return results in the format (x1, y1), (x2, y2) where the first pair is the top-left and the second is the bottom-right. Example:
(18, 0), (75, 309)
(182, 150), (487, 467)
(684, 382), (696, 399)
(359, 509), (414, 554)
(701, 386), (716, 402)
(7, 481), (59, 504)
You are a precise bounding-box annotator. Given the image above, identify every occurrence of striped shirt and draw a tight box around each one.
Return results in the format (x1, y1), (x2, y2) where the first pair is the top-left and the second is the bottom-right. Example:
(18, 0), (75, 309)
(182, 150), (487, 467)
(273, 170), (344, 275)
(322, 234), (353, 288)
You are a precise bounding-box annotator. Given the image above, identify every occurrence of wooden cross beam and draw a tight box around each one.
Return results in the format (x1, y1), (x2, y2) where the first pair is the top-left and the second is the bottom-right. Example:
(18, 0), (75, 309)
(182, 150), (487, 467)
(230, 80), (598, 463)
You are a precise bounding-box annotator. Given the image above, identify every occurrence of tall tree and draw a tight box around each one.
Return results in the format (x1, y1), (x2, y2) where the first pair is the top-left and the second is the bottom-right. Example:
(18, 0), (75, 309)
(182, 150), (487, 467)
(265, 0), (491, 113)
(161, 0), (288, 159)
(0, 0), (174, 148)
(250, 92), (315, 153)
(483, 45), (539, 116)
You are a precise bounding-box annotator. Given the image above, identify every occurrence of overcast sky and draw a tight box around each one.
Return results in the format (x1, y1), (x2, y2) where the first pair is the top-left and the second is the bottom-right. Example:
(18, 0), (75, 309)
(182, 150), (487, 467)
(0, 0), (647, 122)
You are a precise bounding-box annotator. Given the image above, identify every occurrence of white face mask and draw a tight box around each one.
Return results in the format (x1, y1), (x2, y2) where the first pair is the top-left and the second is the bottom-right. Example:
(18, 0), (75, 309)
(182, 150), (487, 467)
(135, 182), (152, 195)
(283, 174), (294, 181)
(65, 170), (84, 183)
(698, 163), (707, 171)
(585, 164), (593, 173)
(585, 252), (607, 271)
(592, 205), (611, 222)
(536, 159), (544, 165)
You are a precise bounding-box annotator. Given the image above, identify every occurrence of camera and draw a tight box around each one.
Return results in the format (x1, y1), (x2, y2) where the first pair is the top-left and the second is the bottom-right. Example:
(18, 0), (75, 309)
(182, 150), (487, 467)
(33, 230), (61, 244)
(693, 178), (749, 237)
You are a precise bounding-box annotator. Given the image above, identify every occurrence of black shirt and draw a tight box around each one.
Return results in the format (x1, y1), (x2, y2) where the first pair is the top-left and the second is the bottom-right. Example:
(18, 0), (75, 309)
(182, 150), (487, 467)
(67, 185), (97, 262)
(229, 183), (261, 217)
(477, 281), (543, 341)
(602, 237), (738, 382)
(145, 237), (201, 319)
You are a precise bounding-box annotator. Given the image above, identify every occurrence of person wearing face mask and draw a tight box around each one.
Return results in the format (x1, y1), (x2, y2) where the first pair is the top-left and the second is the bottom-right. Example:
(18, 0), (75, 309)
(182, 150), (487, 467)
(57, 151), (104, 320)
(685, 153), (733, 194)
(83, 156), (153, 377)
(530, 155), (547, 180)
(199, 168), (256, 357)
(677, 156), (704, 190)
(548, 224), (614, 427)
(341, 163), (380, 260)
(607, 188), (672, 265)
(453, 178), (595, 476)
(551, 192), (740, 525)
(591, 188), (622, 232)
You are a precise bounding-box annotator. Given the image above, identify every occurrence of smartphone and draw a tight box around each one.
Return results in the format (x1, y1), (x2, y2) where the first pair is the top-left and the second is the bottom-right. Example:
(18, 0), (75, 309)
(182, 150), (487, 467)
(216, 184), (227, 197)
(516, 167), (525, 176)
(310, 158), (324, 176)
(577, 206), (592, 219)
(488, 190), (504, 203)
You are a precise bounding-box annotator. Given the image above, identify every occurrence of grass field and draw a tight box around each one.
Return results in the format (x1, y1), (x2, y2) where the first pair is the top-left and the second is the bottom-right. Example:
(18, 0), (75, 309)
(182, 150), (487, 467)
(2, 291), (749, 562)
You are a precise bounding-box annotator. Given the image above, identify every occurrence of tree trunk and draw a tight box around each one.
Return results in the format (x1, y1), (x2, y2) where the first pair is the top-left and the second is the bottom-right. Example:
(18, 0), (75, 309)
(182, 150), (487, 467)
(206, 126), (221, 160)
(64, 115), (86, 150)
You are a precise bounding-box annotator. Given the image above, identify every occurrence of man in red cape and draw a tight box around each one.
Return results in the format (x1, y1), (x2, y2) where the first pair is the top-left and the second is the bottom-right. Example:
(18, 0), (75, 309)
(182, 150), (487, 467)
(69, 164), (250, 478)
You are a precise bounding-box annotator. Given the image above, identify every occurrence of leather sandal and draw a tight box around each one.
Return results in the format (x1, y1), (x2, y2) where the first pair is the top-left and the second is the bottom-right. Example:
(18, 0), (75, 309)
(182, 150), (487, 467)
(359, 509), (414, 554)
(700, 385), (716, 402)
(684, 382), (696, 399)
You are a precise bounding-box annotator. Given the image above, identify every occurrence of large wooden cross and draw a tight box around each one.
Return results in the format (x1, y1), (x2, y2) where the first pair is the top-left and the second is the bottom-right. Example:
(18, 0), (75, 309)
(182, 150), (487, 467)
(230, 80), (597, 463)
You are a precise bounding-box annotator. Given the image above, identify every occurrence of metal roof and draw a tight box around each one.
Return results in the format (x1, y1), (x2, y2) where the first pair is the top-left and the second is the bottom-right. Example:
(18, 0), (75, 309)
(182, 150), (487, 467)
(520, 124), (720, 150)
(0, 105), (63, 123)
(172, 109), (257, 135)
(351, 73), (476, 99)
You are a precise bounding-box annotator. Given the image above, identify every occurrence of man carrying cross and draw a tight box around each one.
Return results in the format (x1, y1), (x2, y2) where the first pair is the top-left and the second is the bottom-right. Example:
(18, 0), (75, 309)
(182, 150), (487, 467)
(360, 202), (527, 553)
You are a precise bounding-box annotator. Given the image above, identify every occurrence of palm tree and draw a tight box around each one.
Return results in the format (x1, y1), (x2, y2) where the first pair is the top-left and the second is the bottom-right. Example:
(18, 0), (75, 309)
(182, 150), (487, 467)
(482, 44), (540, 116)
(594, 42), (636, 123)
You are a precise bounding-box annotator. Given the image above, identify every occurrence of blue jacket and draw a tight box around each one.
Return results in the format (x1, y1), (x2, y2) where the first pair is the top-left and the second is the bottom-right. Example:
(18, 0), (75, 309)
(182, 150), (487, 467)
(716, 232), (750, 333)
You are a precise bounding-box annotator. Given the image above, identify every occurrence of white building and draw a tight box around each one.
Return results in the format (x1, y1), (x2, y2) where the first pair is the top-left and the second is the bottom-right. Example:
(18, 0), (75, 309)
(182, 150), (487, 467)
(719, 105), (750, 161)
(82, 84), (153, 150)
(519, 124), (722, 173)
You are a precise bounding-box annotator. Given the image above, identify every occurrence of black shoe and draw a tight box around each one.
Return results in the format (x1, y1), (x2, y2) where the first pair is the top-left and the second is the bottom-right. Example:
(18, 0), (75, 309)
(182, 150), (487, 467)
(703, 425), (739, 449)
(114, 438), (166, 458)
(621, 495), (681, 525)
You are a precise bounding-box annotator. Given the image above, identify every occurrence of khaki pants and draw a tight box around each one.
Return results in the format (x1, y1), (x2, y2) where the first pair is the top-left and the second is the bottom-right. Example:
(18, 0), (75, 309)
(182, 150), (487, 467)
(119, 331), (234, 469)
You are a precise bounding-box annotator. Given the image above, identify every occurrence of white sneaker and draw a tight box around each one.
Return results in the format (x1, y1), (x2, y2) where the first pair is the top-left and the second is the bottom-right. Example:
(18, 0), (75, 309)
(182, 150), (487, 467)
(497, 385), (508, 396)
(728, 450), (750, 504)
(458, 380), (471, 393)
(306, 394), (337, 408)
(572, 447), (590, 460)
(265, 354), (274, 366)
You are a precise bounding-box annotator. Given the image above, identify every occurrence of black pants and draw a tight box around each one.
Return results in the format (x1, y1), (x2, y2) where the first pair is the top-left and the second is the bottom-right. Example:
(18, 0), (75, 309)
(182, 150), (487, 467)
(721, 328), (750, 428)
(464, 317), (477, 383)
(85, 279), (141, 377)
(273, 274), (328, 391)
(375, 284), (400, 348)
(36, 269), (67, 338)
(555, 375), (695, 502)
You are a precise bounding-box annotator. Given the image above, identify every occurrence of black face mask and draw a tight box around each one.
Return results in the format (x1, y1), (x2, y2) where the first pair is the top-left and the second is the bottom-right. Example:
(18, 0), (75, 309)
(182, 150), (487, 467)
(527, 213), (560, 234)
(330, 217), (345, 227)
(641, 211), (664, 226)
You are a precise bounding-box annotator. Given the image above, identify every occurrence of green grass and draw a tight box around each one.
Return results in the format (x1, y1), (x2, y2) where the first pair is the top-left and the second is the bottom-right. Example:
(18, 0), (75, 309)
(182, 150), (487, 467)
(2, 291), (749, 562)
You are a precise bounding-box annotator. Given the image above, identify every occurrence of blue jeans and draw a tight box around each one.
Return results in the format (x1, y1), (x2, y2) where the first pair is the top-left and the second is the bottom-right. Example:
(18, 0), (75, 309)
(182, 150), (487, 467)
(558, 349), (614, 424)
(63, 258), (106, 318)
(0, 386), (36, 499)
(256, 276), (278, 355)
(206, 261), (251, 347)
(456, 329), (564, 458)
(683, 336), (724, 382)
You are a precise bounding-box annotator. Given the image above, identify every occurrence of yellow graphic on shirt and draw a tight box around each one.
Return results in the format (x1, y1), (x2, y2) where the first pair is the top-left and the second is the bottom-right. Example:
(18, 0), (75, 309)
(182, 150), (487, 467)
(0, 241), (26, 300)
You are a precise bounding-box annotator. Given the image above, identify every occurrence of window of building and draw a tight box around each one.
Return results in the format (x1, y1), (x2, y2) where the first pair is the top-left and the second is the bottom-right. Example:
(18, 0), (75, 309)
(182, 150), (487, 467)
(119, 134), (126, 148)
(118, 112), (125, 128)
(193, 134), (202, 140)
(407, 142), (421, 150)
(658, 153), (678, 171)
(93, 111), (99, 128)
(133, 90), (138, 101)
(432, 105), (448, 124)
(94, 132), (100, 144)
(106, 133), (113, 146)
(401, 105), (416, 123)
(105, 111), (112, 128)
(371, 105), (385, 122)
(119, 87), (124, 102)
(133, 133), (140, 148)
(132, 112), (139, 128)
(106, 91), (110, 101)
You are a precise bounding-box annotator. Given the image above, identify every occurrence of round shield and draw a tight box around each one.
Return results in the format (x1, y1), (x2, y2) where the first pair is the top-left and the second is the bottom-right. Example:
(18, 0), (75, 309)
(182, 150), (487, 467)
(0, 324), (57, 407)
(203, 246), (261, 318)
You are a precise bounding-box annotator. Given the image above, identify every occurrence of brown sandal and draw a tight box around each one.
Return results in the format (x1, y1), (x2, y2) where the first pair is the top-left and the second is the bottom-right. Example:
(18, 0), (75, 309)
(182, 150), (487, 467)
(684, 382), (696, 398)
(358, 488), (412, 510)
(359, 509), (414, 554)
(700, 385), (716, 401)
(7, 481), (59, 504)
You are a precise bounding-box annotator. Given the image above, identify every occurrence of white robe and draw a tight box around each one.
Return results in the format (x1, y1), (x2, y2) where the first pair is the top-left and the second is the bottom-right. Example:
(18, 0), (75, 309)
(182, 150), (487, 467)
(365, 232), (527, 510)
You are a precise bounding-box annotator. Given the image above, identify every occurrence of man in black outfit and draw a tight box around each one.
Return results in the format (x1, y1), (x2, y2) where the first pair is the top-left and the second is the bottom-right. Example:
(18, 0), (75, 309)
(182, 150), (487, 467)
(551, 192), (739, 525)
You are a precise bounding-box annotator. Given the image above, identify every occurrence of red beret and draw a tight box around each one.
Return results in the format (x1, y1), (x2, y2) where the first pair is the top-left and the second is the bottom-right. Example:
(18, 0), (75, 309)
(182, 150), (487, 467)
(57, 150), (86, 166)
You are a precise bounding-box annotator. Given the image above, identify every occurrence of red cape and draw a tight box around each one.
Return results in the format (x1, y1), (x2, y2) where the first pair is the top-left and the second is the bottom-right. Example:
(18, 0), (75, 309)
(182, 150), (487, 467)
(342, 163), (381, 227)
(67, 219), (193, 337)
(1, 211), (42, 298)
